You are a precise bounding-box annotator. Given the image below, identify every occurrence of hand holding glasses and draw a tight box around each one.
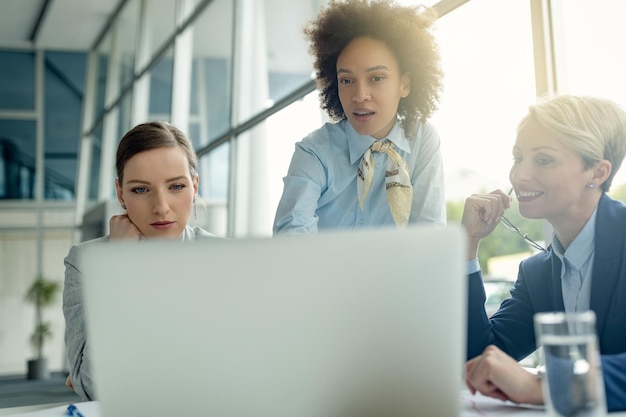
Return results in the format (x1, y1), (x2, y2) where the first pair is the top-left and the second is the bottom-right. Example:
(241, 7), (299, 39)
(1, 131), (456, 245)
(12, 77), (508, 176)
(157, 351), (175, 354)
(500, 189), (548, 253)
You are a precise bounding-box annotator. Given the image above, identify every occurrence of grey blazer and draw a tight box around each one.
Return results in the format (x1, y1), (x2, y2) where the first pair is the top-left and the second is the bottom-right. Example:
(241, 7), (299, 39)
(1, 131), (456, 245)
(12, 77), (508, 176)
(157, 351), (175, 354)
(62, 225), (215, 400)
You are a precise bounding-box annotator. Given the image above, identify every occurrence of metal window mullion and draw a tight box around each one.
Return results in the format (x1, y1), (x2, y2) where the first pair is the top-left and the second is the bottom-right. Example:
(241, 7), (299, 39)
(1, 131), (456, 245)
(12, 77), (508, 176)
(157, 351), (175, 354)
(34, 49), (45, 276)
(530, 0), (557, 96)
(98, 20), (122, 202)
(72, 50), (99, 243)
(171, 0), (194, 131)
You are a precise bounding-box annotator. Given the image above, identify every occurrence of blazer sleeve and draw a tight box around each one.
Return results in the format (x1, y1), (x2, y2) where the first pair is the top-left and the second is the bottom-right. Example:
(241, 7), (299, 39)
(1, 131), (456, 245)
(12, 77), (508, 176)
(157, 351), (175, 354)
(467, 260), (545, 361)
(466, 270), (494, 359)
(602, 353), (626, 412)
(63, 244), (96, 400)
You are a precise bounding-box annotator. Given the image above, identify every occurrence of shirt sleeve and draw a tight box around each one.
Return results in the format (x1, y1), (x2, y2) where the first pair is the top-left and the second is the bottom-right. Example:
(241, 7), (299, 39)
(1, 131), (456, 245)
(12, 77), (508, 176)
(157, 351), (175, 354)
(467, 258), (481, 274)
(408, 122), (446, 225)
(63, 244), (96, 401)
(273, 141), (325, 235)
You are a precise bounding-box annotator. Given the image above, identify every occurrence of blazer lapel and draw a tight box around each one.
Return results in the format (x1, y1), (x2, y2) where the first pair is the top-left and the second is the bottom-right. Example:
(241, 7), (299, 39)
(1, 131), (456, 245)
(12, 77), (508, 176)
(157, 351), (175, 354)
(590, 194), (626, 336)
(550, 254), (565, 311)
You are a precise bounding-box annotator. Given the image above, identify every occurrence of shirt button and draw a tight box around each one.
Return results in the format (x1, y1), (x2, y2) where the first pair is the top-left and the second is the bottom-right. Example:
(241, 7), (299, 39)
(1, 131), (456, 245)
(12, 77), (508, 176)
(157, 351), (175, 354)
(359, 219), (364, 224)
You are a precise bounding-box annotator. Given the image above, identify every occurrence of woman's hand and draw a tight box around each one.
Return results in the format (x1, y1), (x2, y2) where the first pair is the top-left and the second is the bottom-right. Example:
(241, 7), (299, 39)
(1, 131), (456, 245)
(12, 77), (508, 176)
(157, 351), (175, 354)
(465, 345), (544, 405)
(65, 374), (74, 390)
(461, 189), (511, 259)
(109, 214), (143, 240)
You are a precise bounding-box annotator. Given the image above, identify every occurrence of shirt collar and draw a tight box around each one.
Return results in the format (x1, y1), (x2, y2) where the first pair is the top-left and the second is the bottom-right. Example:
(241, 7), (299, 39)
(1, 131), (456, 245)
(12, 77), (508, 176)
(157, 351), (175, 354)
(180, 224), (195, 241)
(346, 118), (410, 165)
(552, 206), (597, 270)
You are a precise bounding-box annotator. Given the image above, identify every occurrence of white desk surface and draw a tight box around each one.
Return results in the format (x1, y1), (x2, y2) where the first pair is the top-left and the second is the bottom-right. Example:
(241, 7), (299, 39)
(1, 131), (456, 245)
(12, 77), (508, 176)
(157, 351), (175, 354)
(1, 393), (625, 416)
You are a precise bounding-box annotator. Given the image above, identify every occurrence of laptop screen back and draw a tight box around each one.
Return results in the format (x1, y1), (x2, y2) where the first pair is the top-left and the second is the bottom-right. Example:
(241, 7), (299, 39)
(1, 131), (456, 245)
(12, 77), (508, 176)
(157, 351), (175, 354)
(81, 225), (466, 417)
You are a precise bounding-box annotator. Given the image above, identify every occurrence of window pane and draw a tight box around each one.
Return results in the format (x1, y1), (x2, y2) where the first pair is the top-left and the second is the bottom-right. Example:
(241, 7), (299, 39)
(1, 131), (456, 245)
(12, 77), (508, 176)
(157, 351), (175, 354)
(196, 141), (229, 236)
(143, 0), (177, 67)
(0, 120), (37, 199)
(88, 124), (103, 200)
(117, 0), (140, 91)
(552, 0), (626, 186)
(429, 0), (536, 200)
(234, 0), (318, 122)
(118, 90), (133, 139)
(44, 51), (88, 200)
(148, 47), (174, 120)
(190, 0), (234, 142)
(265, 1), (315, 104)
(95, 35), (111, 119)
(0, 51), (35, 110)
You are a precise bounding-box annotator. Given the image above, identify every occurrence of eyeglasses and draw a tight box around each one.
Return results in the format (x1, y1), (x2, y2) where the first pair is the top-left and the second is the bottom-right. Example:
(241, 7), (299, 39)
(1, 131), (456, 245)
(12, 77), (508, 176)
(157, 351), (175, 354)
(500, 216), (548, 252)
(500, 215), (548, 253)
(502, 187), (548, 253)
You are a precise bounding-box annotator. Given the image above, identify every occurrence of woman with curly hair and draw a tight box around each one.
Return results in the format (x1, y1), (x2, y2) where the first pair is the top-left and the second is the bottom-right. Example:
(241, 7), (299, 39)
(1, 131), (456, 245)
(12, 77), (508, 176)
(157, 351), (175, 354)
(273, 0), (445, 235)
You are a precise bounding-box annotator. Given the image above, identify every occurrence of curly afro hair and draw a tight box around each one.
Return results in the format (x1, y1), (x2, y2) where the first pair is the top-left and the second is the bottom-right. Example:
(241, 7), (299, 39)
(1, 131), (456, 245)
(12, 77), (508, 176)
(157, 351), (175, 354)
(304, 0), (443, 137)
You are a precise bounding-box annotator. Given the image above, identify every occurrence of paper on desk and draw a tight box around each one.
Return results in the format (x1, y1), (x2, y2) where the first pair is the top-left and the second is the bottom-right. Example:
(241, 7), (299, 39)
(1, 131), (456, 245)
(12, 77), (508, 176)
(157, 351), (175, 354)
(0, 402), (100, 417)
(461, 389), (545, 416)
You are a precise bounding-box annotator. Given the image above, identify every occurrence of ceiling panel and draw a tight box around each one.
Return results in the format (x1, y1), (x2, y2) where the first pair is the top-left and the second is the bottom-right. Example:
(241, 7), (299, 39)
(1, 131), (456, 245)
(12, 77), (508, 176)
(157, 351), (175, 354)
(0, 0), (45, 48)
(0, 0), (120, 50)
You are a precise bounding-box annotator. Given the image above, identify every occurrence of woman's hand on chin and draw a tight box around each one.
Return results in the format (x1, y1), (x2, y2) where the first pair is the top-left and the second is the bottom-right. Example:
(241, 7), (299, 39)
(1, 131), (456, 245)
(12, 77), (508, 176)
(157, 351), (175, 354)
(109, 214), (143, 240)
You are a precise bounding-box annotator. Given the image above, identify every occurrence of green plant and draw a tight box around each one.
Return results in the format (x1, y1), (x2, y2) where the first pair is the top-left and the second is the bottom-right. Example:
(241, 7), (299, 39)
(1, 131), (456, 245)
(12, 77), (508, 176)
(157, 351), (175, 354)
(25, 276), (61, 360)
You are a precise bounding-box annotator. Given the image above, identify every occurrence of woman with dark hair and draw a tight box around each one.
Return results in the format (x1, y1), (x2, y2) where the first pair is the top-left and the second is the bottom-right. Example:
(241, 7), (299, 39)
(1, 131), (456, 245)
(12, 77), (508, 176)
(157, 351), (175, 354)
(273, 0), (445, 234)
(63, 121), (216, 400)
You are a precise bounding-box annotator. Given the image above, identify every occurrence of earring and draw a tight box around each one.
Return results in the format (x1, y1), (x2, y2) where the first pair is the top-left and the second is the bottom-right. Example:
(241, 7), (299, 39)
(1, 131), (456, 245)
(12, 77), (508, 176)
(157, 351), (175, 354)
(589, 183), (595, 189)
(122, 205), (127, 210)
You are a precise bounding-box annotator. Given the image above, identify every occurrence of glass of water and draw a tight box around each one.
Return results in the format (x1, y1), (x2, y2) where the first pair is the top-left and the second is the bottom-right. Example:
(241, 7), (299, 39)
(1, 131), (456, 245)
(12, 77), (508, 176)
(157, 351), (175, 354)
(534, 311), (606, 417)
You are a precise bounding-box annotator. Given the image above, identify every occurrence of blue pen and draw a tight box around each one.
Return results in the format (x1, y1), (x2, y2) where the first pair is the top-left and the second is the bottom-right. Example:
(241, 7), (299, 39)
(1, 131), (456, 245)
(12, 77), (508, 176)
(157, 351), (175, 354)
(67, 404), (85, 417)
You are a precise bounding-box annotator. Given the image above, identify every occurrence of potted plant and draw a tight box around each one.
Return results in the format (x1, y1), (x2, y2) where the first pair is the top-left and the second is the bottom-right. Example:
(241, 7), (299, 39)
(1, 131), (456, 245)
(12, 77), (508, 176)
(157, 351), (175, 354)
(25, 275), (61, 380)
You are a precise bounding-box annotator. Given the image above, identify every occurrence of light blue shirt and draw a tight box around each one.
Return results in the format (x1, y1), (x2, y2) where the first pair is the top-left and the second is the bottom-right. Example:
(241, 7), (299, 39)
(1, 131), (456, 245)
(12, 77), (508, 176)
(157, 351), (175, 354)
(552, 208), (596, 313)
(273, 118), (446, 234)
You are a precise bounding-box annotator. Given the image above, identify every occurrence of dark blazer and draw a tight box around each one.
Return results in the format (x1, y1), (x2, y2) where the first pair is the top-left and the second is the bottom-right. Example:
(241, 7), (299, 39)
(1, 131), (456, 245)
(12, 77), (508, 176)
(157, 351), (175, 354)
(466, 193), (626, 412)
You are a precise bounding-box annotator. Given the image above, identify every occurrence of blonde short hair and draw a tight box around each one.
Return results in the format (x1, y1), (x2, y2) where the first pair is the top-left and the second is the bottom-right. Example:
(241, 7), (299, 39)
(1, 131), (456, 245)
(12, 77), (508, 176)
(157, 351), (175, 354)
(518, 95), (626, 191)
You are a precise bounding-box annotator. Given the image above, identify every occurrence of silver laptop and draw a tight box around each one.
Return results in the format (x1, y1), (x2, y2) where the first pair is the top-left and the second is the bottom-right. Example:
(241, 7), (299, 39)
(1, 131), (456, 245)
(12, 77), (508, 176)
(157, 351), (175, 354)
(81, 225), (466, 417)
